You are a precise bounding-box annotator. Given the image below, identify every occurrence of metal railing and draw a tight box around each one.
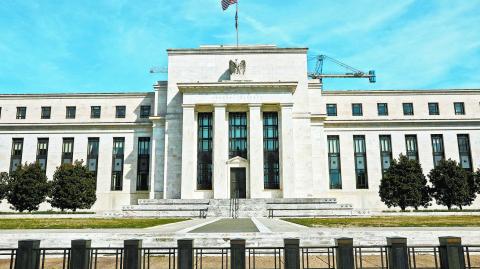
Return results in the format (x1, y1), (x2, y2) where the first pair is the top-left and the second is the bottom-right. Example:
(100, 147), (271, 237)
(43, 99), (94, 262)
(1, 237), (479, 269)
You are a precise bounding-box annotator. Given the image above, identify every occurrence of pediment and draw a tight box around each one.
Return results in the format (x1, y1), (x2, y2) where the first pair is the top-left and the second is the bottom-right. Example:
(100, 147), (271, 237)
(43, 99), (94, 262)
(226, 156), (248, 164)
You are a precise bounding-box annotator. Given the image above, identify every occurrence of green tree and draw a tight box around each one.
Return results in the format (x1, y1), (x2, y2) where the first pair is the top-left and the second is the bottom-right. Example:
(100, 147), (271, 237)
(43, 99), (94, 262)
(379, 154), (431, 211)
(428, 159), (475, 210)
(472, 169), (480, 194)
(50, 160), (97, 212)
(0, 172), (8, 202)
(6, 163), (50, 212)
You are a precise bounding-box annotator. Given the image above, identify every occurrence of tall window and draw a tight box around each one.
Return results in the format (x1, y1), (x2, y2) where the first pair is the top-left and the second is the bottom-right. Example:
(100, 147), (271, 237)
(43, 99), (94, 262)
(326, 104), (337, 116)
(454, 102), (465, 115)
(354, 135), (368, 189)
(116, 106), (126, 118)
(62, 138), (74, 164)
(405, 135), (419, 161)
(111, 137), (125, 191)
(428, 103), (439, 115)
(41, 107), (51, 119)
(352, 103), (363, 116)
(87, 138), (100, 178)
(36, 138), (49, 172)
(457, 134), (472, 171)
(263, 112), (280, 189)
(197, 113), (213, 190)
(140, 105), (151, 118)
(403, 103), (414, 115)
(10, 138), (24, 173)
(327, 135), (341, 189)
(91, 106), (101, 118)
(137, 137), (150, 191)
(379, 135), (392, 175)
(66, 106), (76, 119)
(377, 103), (388, 116)
(16, 107), (26, 119)
(229, 112), (248, 159)
(431, 134), (444, 167)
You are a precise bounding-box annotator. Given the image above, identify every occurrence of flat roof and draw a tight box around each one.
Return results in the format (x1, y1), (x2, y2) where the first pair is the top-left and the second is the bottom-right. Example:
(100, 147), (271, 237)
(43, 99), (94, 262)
(167, 44), (308, 55)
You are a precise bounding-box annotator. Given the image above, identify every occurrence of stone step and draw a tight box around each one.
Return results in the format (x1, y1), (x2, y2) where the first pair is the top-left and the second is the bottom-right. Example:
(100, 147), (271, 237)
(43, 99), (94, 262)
(138, 199), (210, 205)
(266, 198), (337, 204)
(266, 203), (353, 210)
(267, 209), (369, 217)
(123, 204), (208, 211)
(115, 211), (207, 218)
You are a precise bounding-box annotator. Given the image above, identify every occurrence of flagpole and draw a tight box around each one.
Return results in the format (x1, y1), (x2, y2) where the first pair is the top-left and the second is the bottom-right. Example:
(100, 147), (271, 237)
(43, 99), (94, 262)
(235, 1), (239, 47)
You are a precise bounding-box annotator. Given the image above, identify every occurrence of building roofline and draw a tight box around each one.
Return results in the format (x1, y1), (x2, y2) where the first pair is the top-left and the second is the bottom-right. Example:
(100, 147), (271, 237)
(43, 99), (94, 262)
(0, 92), (154, 98)
(167, 45), (308, 55)
(321, 89), (480, 95)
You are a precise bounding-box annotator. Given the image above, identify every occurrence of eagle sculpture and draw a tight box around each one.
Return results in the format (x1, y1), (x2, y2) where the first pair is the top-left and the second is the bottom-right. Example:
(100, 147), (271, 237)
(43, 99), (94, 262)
(229, 59), (246, 75)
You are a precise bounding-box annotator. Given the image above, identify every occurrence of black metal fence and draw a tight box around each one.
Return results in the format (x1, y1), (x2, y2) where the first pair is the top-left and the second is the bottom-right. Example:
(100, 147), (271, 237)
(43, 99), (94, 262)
(0, 237), (478, 269)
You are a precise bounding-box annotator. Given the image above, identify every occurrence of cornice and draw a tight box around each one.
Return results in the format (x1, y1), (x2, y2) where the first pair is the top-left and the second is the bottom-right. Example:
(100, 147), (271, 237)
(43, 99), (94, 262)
(0, 92), (154, 100)
(321, 89), (480, 96)
(0, 122), (153, 129)
(178, 81), (298, 94)
(167, 45), (308, 55)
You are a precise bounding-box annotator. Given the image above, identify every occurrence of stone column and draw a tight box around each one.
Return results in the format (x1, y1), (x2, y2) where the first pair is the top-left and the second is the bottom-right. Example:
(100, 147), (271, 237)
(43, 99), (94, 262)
(149, 117), (165, 199)
(181, 105), (196, 198)
(213, 104), (228, 198)
(280, 103), (294, 198)
(248, 104), (263, 198)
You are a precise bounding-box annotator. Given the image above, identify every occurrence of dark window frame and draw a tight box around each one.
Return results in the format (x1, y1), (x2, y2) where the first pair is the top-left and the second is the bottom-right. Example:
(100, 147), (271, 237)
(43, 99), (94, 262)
(403, 103), (414, 116)
(36, 138), (49, 172)
(353, 135), (368, 189)
(140, 105), (151, 118)
(405, 135), (419, 161)
(87, 137), (100, 178)
(41, 106), (51, 119)
(379, 135), (392, 175)
(90, 106), (101, 119)
(431, 134), (445, 167)
(61, 138), (74, 165)
(197, 113), (213, 190)
(16, 107), (26, 119)
(377, 103), (389, 116)
(326, 104), (337, 116)
(454, 102), (465, 115)
(10, 138), (24, 173)
(457, 134), (472, 171)
(428, 102), (440, 115)
(111, 137), (125, 191)
(137, 137), (150, 191)
(263, 112), (280, 189)
(229, 112), (248, 159)
(352, 103), (363, 116)
(327, 135), (342, 189)
(66, 106), (76, 119)
(116, 106), (126, 118)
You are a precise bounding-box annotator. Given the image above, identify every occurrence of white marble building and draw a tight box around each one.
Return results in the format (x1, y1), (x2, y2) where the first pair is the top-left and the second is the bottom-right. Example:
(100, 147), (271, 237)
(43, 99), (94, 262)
(0, 45), (479, 211)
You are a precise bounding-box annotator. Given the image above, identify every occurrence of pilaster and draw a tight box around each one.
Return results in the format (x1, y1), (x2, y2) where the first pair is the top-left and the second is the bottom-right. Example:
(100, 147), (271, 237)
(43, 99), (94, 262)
(149, 116), (165, 199)
(280, 103), (294, 198)
(213, 104), (229, 198)
(248, 104), (263, 198)
(181, 105), (196, 198)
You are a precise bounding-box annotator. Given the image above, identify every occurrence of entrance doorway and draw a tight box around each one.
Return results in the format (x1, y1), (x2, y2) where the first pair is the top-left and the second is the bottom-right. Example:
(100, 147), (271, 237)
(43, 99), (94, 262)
(230, 167), (246, 198)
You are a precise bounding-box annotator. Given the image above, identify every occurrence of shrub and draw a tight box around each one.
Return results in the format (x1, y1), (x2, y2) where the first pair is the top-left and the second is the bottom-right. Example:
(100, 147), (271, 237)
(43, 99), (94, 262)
(429, 159), (475, 210)
(6, 163), (50, 212)
(50, 160), (97, 212)
(379, 154), (431, 211)
(0, 172), (8, 202)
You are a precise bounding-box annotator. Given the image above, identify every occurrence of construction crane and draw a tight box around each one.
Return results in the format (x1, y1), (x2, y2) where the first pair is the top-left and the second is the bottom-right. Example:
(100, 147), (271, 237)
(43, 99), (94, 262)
(308, 55), (376, 83)
(149, 66), (168, 74)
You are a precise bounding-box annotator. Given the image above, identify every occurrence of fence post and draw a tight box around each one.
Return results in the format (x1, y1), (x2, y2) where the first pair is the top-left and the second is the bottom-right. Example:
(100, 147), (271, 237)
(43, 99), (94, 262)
(335, 238), (354, 269)
(123, 239), (142, 269)
(178, 239), (194, 269)
(284, 238), (300, 269)
(70, 239), (91, 269)
(387, 237), (409, 269)
(14, 240), (41, 269)
(439, 237), (465, 269)
(231, 239), (246, 269)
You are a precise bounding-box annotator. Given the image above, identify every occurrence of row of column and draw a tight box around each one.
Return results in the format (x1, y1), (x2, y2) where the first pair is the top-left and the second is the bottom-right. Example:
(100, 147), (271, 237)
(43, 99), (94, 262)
(181, 103), (294, 198)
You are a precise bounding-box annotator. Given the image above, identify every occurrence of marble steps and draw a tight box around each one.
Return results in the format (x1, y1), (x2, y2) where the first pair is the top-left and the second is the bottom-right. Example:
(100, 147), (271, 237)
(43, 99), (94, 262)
(138, 199), (210, 205)
(123, 204), (208, 211)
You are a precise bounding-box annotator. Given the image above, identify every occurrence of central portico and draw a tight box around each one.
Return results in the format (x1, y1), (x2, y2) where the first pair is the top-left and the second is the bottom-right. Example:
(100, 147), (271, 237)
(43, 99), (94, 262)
(178, 81), (297, 199)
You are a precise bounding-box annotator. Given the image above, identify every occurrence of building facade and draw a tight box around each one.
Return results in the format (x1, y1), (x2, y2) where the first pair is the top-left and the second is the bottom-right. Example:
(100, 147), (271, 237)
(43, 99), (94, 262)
(0, 45), (479, 211)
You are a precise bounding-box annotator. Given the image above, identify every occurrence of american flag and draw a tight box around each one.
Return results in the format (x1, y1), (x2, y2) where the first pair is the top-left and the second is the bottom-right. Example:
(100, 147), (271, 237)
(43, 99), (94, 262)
(221, 0), (237, 11)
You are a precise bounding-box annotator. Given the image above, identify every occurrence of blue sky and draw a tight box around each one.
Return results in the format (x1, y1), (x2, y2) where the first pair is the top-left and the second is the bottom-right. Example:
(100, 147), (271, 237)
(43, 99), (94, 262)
(0, 0), (479, 93)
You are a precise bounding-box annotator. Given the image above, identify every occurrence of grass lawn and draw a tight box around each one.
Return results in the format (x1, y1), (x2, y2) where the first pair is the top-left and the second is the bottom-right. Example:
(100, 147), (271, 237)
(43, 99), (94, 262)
(0, 218), (188, 229)
(284, 216), (480, 227)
